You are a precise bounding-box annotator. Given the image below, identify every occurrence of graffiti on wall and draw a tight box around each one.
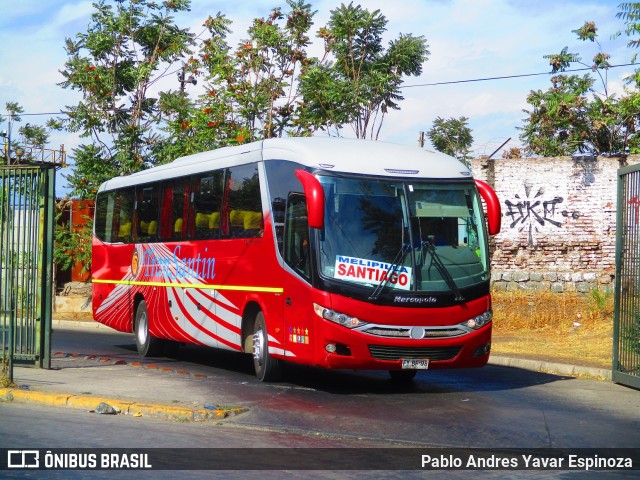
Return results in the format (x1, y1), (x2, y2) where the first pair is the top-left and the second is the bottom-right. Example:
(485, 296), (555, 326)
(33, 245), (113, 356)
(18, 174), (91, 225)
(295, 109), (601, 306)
(505, 182), (579, 245)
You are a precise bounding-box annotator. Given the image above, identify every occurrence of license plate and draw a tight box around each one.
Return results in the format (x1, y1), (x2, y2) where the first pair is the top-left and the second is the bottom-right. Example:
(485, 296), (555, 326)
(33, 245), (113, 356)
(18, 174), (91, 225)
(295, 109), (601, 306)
(401, 358), (430, 369)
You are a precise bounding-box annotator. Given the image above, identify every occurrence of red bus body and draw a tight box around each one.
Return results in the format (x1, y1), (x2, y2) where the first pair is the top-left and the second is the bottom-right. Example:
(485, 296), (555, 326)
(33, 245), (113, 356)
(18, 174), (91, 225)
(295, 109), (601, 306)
(92, 138), (501, 380)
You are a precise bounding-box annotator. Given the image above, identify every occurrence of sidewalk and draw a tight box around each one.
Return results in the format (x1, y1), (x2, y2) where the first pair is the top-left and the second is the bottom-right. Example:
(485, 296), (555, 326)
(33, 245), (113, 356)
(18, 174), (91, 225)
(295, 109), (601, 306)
(0, 318), (613, 422)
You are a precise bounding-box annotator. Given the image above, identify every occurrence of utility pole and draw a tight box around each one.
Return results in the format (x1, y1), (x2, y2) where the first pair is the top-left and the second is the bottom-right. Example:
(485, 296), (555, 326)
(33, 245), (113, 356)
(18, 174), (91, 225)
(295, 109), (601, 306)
(418, 131), (425, 148)
(1, 126), (10, 165)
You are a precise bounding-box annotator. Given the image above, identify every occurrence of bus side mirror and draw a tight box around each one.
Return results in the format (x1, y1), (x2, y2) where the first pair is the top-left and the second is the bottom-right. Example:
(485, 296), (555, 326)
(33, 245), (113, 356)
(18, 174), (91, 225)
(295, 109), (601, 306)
(295, 170), (325, 229)
(474, 179), (501, 235)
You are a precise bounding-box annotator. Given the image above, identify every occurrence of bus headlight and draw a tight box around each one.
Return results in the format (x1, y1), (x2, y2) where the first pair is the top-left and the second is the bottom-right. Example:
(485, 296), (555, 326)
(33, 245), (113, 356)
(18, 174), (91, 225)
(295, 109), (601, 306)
(313, 304), (367, 329)
(459, 311), (492, 330)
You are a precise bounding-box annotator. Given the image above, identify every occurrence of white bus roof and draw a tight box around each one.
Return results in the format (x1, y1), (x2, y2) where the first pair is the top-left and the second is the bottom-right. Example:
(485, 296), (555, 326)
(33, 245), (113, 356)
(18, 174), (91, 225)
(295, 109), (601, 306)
(97, 137), (471, 192)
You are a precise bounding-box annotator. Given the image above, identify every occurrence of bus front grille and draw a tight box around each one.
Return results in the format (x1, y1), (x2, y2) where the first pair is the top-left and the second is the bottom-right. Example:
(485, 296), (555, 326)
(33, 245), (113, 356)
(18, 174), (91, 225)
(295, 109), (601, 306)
(368, 345), (462, 361)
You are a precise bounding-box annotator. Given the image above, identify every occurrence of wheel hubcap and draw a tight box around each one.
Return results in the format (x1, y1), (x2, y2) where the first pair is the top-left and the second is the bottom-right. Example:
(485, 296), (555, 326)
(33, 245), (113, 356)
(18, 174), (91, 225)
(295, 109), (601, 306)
(253, 329), (263, 366)
(138, 312), (148, 345)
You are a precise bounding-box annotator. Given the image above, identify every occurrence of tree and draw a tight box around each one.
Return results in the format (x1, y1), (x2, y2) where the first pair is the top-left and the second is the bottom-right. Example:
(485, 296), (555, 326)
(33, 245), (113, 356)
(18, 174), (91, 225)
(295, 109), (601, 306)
(426, 116), (473, 165)
(55, 0), (430, 275)
(155, 0), (318, 163)
(60, 0), (430, 192)
(520, 14), (640, 156)
(1, 102), (61, 163)
(299, 2), (429, 139)
(156, 1), (429, 158)
(59, 0), (195, 199)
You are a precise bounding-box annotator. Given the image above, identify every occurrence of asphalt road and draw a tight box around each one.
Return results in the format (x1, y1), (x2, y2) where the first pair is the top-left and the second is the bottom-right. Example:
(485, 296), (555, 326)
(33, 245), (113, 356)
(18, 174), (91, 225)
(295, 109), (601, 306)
(42, 325), (640, 449)
(1, 325), (639, 478)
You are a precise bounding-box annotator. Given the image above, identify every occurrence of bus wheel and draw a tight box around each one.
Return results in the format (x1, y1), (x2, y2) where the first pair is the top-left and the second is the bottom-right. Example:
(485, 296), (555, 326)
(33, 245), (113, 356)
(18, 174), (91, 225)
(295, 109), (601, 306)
(252, 312), (282, 382)
(135, 300), (163, 357)
(388, 370), (417, 382)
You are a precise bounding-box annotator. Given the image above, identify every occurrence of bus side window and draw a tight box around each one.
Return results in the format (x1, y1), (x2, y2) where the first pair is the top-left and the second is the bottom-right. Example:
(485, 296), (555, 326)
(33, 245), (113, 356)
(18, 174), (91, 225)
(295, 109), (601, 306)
(192, 172), (223, 240)
(94, 192), (111, 243)
(114, 189), (134, 243)
(135, 186), (159, 242)
(263, 160), (306, 255)
(159, 181), (187, 241)
(284, 193), (310, 279)
(222, 164), (263, 239)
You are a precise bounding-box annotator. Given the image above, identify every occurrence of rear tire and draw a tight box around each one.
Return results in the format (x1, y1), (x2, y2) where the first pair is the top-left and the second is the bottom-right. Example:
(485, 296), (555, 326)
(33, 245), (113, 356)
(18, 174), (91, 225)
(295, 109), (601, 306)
(388, 370), (417, 382)
(134, 300), (163, 357)
(252, 312), (282, 382)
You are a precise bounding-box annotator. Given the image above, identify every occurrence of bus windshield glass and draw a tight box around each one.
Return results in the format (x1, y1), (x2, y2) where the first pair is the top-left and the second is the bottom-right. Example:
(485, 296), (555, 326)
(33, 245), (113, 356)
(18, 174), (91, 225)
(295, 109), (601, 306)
(317, 176), (488, 294)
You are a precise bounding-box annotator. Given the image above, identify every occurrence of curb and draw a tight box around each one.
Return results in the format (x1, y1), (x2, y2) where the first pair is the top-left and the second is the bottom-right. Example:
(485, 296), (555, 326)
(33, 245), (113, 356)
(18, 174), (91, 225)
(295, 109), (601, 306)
(0, 387), (247, 422)
(488, 355), (612, 380)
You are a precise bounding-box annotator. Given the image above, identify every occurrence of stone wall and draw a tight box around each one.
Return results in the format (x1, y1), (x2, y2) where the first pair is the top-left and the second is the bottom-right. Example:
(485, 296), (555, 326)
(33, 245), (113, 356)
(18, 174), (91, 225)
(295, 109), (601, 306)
(472, 154), (640, 293)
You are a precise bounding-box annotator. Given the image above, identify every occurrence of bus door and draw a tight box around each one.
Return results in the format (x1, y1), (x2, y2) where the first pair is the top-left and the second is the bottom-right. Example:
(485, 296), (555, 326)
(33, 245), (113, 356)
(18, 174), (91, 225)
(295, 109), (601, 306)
(282, 193), (315, 361)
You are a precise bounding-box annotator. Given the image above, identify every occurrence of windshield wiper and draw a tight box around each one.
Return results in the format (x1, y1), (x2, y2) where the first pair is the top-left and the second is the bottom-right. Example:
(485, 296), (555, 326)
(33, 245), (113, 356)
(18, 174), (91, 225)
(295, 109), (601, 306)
(368, 243), (410, 301)
(423, 236), (465, 303)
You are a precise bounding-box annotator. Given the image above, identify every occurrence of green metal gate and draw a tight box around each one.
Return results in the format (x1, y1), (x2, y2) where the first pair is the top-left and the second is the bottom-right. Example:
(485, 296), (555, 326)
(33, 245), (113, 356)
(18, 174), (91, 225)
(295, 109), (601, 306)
(614, 163), (640, 389)
(0, 165), (55, 373)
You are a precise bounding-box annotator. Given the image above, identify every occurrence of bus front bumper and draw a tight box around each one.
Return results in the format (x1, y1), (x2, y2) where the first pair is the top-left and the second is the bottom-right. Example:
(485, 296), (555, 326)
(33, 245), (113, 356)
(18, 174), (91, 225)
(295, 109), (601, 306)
(315, 321), (492, 371)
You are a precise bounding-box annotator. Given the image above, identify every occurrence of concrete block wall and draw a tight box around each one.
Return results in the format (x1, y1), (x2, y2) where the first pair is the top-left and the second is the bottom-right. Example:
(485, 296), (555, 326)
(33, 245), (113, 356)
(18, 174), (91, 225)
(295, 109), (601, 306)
(472, 154), (640, 293)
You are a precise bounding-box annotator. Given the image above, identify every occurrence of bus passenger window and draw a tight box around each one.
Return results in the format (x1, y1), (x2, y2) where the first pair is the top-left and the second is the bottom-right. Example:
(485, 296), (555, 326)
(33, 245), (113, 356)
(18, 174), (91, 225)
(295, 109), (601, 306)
(115, 189), (134, 243)
(222, 164), (263, 239)
(192, 173), (223, 240)
(159, 181), (187, 241)
(135, 186), (159, 242)
(94, 192), (111, 242)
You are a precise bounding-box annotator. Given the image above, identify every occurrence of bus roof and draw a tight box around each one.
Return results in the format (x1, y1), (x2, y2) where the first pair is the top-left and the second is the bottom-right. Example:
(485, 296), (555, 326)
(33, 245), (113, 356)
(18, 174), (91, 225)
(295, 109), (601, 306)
(97, 137), (471, 192)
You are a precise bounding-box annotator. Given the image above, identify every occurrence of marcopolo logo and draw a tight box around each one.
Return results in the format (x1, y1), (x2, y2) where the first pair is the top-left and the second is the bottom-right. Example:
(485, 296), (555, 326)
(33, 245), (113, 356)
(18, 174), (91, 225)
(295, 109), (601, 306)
(8, 450), (40, 468)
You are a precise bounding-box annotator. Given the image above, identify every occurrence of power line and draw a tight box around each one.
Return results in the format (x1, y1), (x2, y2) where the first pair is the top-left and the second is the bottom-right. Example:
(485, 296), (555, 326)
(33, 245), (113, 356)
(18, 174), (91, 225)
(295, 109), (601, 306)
(2, 63), (638, 117)
(402, 63), (637, 88)
(0, 112), (61, 117)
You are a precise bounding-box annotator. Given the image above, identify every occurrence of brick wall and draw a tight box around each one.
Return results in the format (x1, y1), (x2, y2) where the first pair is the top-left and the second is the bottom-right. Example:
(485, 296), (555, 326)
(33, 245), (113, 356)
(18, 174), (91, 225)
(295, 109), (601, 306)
(472, 155), (640, 293)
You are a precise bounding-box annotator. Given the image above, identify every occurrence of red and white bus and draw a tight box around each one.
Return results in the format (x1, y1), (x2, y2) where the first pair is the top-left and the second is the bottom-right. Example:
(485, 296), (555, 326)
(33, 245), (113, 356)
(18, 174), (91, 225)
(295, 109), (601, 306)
(92, 137), (501, 381)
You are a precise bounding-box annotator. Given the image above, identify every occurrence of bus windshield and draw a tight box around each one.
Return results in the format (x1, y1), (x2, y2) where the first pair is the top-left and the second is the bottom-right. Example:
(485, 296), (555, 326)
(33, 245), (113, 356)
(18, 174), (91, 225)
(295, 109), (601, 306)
(317, 176), (489, 294)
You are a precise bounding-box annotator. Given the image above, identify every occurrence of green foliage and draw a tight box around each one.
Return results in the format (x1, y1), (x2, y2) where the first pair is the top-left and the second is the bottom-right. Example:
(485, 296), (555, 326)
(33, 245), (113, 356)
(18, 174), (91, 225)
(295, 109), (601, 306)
(3, 102), (63, 162)
(54, 199), (93, 275)
(59, 0), (195, 180)
(588, 288), (614, 317)
(621, 309), (640, 359)
(64, 144), (115, 199)
(426, 116), (473, 165)
(54, 0), (427, 272)
(299, 2), (429, 139)
(4, 102), (23, 122)
(520, 13), (640, 156)
(17, 124), (49, 150)
(617, 2), (640, 52)
(156, 0), (318, 162)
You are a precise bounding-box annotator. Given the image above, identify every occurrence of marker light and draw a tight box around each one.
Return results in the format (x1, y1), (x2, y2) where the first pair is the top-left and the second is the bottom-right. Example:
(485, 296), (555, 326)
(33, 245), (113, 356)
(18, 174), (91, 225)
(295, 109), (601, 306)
(314, 304), (367, 329)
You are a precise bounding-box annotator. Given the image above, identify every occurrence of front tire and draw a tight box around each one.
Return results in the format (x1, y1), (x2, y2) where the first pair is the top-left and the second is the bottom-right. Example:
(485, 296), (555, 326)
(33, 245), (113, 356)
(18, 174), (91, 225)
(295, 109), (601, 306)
(252, 312), (282, 382)
(135, 300), (163, 357)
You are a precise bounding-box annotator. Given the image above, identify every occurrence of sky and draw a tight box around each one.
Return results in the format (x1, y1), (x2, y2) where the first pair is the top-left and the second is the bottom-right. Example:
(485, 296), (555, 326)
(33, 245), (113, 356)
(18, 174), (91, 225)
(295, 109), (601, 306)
(0, 0), (635, 194)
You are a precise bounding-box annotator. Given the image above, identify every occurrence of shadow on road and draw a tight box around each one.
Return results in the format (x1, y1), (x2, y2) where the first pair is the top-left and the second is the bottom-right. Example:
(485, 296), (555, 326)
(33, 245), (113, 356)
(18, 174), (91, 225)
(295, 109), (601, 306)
(130, 341), (575, 396)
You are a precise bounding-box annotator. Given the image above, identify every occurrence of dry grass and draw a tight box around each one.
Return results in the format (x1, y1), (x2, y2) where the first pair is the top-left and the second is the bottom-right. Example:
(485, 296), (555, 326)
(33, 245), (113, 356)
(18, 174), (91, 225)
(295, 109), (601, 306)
(491, 289), (614, 370)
